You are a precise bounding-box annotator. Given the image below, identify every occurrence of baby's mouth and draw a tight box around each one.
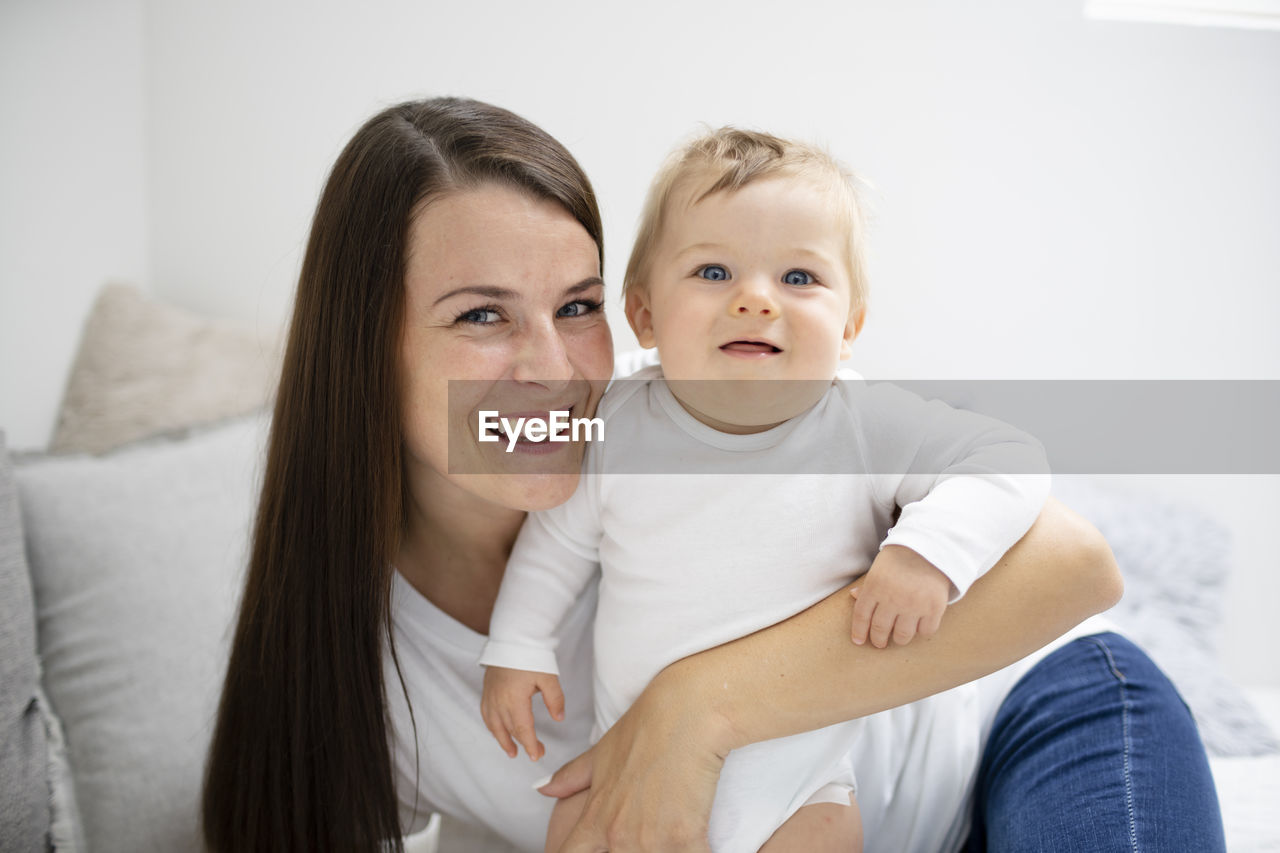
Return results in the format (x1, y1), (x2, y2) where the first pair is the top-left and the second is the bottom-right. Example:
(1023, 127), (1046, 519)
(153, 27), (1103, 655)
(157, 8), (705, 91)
(720, 341), (782, 354)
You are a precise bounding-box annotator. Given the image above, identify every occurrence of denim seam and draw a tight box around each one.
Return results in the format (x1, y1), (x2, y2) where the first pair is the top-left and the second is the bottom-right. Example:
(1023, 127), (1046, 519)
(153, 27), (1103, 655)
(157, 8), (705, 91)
(1087, 637), (1139, 851)
(1087, 635), (1128, 683)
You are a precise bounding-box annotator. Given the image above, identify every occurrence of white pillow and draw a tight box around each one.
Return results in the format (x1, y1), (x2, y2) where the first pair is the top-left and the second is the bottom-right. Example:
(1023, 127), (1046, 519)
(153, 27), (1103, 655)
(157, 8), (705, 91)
(16, 414), (267, 851)
(50, 283), (280, 455)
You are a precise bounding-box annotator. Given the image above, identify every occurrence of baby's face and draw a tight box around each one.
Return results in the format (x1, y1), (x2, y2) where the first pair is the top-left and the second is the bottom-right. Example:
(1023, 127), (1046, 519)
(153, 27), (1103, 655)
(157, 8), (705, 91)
(627, 175), (862, 432)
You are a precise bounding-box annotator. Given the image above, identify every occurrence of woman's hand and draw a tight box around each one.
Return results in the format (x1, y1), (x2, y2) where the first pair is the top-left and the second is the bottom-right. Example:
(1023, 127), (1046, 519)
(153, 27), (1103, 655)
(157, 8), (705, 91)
(537, 662), (728, 852)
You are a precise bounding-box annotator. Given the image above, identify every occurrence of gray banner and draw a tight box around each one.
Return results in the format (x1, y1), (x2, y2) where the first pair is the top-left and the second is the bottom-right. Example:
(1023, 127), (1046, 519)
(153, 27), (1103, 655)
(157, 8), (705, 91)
(889, 380), (1280, 475)
(446, 379), (1280, 475)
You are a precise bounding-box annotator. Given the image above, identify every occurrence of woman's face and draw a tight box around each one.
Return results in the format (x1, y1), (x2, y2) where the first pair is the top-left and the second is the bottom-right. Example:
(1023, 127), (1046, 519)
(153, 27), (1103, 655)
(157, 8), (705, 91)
(399, 183), (613, 513)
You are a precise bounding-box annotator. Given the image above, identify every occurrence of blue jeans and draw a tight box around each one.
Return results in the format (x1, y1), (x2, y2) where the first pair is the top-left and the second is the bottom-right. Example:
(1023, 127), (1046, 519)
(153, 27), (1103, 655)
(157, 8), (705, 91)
(963, 632), (1226, 852)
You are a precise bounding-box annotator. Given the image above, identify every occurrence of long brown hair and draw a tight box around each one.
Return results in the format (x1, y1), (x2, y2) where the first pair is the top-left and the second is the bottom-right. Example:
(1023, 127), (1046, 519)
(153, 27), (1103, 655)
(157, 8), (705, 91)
(202, 97), (602, 852)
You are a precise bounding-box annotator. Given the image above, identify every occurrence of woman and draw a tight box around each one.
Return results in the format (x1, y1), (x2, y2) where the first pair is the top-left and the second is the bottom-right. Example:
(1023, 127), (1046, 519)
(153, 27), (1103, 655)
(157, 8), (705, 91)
(202, 97), (1225, 852)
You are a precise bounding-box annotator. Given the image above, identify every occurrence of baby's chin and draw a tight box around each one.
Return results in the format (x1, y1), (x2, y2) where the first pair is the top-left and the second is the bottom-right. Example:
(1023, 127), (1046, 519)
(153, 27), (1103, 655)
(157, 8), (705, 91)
(667, 379), (833, 435)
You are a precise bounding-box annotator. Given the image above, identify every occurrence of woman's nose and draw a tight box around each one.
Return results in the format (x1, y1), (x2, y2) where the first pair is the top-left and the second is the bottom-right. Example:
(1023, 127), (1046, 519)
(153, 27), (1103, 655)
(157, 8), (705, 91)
(511, 320), (574, 390)
(730, 277), (779, 318)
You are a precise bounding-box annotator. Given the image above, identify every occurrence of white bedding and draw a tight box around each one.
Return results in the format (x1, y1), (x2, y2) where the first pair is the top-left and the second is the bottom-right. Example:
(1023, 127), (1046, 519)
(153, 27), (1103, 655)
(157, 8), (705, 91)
(1212, 686), (1280, 852)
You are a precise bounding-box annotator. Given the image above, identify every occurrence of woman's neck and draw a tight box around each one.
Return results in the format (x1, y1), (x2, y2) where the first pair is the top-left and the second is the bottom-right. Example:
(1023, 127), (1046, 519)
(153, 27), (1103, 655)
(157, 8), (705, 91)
(396, 475), (526, 635)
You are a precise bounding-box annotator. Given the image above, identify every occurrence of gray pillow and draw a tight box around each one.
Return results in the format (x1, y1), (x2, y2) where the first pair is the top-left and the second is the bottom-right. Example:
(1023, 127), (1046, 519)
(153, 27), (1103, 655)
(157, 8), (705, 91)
(0, 431), (51, 851)
(15, 414), (267, 851)
(1054, 478), (1280, 757)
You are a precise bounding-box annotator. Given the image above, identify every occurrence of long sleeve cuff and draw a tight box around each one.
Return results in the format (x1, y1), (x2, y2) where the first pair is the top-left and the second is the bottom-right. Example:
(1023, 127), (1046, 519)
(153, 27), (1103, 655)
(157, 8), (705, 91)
(880, 527), (982, 604)
(882, 473), (1050, 603)
(477, 639), (560, 676)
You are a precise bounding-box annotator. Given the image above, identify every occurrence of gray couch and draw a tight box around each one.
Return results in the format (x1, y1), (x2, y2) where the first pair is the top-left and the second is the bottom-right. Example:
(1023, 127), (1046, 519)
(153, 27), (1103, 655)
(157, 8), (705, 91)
(1, 430), (54, 851)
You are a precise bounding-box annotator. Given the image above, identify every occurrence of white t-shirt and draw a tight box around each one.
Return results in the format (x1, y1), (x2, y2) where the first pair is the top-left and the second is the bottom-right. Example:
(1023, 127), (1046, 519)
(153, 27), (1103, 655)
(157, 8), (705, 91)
(476, 366), (1050, 850)
(390, 352), (1111, 852)
(386, 548), (1111, 845)
(385, 570), (598, 851)
(389, 561), (1109, 853)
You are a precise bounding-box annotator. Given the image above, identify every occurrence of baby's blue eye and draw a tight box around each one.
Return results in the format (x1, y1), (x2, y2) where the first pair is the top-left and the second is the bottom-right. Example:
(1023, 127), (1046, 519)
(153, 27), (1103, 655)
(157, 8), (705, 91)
(697, 265), (729, 282)
(783, 270), (814, 286)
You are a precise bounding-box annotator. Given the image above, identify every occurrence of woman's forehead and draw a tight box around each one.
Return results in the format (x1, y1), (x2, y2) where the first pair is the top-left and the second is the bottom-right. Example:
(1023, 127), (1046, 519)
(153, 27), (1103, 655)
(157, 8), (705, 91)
(404, 185), (599, 296)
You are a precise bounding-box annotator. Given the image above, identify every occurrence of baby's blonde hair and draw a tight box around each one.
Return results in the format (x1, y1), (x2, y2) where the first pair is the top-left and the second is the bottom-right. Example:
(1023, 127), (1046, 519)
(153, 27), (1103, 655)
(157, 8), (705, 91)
(623, 127), (869, 317)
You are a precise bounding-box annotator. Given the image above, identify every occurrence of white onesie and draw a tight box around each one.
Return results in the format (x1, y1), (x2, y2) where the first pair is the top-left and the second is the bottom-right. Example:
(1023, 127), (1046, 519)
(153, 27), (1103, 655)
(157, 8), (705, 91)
(479, 367), (1050, 851)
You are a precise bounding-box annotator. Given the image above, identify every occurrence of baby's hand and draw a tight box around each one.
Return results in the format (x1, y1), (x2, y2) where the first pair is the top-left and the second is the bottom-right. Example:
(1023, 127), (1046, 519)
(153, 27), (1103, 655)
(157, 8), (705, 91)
(481, 666), (565, 761)
(849, 545), (951, 649)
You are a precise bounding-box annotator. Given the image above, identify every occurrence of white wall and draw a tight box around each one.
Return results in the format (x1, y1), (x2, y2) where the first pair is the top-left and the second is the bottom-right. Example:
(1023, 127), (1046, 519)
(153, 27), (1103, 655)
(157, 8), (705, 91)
(138, 0), (1280, 384)
(1, 0), (1277, 683)
(0, 0), (149, 449)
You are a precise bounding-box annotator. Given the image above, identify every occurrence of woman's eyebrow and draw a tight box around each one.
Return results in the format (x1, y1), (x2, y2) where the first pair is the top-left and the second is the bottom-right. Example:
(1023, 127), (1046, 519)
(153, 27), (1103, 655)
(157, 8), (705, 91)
(432, 277), (603, 308)
(564, 276), (605, 295)
(431, 284), (518, 307)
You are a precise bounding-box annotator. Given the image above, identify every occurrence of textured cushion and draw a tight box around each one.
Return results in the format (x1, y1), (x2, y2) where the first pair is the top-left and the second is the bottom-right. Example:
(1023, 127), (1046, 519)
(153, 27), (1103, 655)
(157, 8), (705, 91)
(0, 431), (51, 851)
(50, 283), (281, 455)
(15, 415), (267, 851)
(1055, 478), (1280, 757)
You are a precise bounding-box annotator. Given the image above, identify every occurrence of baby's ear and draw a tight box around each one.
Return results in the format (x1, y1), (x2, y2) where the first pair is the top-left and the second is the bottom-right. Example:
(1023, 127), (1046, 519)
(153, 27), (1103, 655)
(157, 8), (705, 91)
(840, 306), (866, 361)
(625, 289), (657, 349)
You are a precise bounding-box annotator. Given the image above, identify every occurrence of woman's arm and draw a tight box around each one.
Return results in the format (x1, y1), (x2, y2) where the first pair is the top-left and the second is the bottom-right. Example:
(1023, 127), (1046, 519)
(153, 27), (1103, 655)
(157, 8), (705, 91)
(543, 497), (1122, 852)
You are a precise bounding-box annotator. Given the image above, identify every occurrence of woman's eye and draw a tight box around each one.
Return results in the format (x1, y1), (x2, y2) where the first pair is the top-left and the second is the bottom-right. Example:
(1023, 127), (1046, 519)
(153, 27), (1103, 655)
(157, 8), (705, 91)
(557, 299), (603, 319)
(455, 307), (502, 325)
(696, 264), (729, 282)
(783, 269), (814, 286)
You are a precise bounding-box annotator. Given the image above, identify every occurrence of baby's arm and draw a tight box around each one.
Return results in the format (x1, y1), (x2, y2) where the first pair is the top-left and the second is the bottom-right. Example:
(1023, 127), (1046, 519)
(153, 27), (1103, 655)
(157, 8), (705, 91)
(478, 475), (604, 756)
(481, 665), (564, 761)
(847, 382), (1051, 647)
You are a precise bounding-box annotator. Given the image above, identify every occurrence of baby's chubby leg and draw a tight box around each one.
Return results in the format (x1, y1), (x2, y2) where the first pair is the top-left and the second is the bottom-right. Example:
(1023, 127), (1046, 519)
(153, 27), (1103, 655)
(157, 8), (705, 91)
(544, 789), (590, 853)
(758, 792), (862, 853)
(545, 786), (862, 853)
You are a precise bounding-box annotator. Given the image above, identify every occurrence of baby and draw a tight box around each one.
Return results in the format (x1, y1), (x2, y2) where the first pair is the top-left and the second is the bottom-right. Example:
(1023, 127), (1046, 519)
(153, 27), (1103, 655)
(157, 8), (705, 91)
(479, 129), (1050, 852)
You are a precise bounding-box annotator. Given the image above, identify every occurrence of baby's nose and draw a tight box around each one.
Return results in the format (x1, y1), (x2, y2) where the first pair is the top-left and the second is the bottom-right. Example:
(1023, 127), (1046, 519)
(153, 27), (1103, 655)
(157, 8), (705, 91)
(731, 279), (779, 317)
